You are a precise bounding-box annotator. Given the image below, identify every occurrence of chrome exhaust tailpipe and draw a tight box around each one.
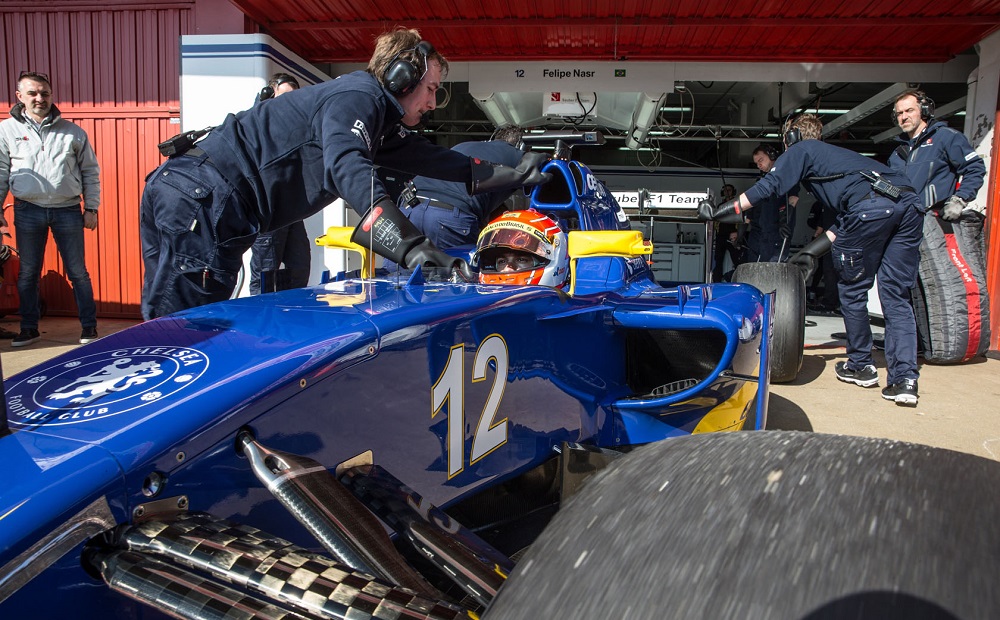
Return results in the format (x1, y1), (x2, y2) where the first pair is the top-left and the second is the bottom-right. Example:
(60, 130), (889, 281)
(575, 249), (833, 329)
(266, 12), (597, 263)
(84, 547), (313, 620)
(237, 431), (438, 598)
(114, 513), (471, 620)
(340, 464), (513, 607)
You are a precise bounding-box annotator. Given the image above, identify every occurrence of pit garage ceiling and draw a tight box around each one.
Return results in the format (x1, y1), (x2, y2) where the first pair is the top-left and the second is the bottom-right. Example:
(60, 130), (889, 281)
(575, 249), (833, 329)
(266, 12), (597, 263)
(229, 2), (1000, 64)
(228, 2), (1000, 166)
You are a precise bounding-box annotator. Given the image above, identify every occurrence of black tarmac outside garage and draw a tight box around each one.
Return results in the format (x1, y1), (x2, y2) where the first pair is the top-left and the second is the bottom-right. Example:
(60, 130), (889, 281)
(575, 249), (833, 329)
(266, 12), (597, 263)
(1, 314), (998, 461)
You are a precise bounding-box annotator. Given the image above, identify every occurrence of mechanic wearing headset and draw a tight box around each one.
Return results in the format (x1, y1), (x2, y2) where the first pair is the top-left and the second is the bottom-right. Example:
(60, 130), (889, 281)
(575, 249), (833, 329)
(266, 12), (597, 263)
(746, 144), (799, 262)
(473, 210), (570, 288)
(139, 27), (550, 319)
(403, 124), (527, 250)
(888, 89), (985, 221)
(699, 113), (924, 406)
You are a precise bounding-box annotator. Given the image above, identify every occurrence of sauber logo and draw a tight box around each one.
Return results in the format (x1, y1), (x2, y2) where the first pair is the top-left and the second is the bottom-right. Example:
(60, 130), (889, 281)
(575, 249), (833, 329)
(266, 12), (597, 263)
(7, 347), (209, 426)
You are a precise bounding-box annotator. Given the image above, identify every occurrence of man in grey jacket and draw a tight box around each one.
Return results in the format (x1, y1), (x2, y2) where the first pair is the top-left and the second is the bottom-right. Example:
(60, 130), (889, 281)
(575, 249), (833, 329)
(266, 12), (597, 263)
(0, 71), (100, 346)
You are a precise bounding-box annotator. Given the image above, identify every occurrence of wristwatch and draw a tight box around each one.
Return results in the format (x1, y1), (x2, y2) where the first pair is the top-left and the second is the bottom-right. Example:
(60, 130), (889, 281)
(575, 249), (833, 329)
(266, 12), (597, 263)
(85, 209), (98, 214)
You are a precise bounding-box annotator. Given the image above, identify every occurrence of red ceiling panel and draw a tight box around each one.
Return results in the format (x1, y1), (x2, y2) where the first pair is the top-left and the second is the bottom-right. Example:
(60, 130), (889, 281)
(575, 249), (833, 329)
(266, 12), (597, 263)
(229, 0), (1000, 64)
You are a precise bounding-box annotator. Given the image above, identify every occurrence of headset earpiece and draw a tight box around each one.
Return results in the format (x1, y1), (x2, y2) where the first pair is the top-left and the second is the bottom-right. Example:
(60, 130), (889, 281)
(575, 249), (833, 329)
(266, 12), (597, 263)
(259, 85), (275, 101)
(919, 94), (936, 121)
(384, 40), (435, 96)
(784, 128), (802, 148)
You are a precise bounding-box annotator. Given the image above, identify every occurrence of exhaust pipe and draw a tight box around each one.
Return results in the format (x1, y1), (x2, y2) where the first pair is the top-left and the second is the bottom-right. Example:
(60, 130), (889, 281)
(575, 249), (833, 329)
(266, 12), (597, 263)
(111, 513), (471, 620)
(237, 431), (438, 598)
(340, 464), (512, 607)
(84, 547), (314, 620)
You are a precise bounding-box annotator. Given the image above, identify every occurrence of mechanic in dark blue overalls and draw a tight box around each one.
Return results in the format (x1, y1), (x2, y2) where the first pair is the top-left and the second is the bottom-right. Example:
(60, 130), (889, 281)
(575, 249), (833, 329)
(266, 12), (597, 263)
(403, 124), (526, 250)
(746, 144), (799, 262)
(139, 28), (549, 320)
(700, 113), (924, 405)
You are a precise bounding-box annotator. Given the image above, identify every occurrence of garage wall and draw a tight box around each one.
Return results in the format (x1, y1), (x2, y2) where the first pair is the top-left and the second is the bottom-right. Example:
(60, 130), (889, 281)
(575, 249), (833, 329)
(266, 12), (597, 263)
(0, 1), (236, 319)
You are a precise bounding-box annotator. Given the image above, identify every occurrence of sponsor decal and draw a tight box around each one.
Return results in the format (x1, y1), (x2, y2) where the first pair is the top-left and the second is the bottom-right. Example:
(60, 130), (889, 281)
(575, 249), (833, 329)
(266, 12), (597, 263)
(351, 119), (372, 150)
(7, 347), (210, 426)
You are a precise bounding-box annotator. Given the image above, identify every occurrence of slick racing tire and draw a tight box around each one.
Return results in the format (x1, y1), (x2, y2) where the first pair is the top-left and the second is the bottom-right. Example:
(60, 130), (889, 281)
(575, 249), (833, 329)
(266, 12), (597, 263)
(485, 432), (1000, 620)
(733, 262), (804, 383)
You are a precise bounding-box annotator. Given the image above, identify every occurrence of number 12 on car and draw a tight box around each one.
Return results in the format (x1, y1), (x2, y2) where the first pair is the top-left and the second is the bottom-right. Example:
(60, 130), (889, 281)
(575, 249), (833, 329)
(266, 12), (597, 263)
(432, 334), (510, 478)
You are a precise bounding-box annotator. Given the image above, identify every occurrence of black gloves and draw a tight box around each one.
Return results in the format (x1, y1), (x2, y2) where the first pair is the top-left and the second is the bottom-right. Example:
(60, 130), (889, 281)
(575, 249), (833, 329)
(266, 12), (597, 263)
(404, 238), (476, 281)
(470, 151), (552, 195)
(351, 197), (474, 281)
(697, 199), (744, 224)
(779, 222), (792, 240)
(787, 234), (833, 283)
(941, 196), (966, 221)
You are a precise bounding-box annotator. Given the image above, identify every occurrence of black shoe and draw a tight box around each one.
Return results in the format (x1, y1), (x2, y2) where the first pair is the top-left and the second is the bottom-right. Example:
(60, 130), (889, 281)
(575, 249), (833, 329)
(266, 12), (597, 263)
(809, 305), (841, 317)
(882, 379), (918, 406)
(835, 361), (879, 387)
(80, 327), (99, 344)
(12, 329), (41, 347)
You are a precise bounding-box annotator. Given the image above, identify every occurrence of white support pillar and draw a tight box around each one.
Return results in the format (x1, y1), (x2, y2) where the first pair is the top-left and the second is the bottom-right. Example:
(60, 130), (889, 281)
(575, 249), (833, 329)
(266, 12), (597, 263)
(966, 29), (1000, 216)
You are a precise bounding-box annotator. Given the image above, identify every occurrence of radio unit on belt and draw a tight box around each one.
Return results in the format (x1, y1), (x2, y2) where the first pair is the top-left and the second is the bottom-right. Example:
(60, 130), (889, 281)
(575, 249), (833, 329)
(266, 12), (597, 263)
(859, 170), (903, 200)
(157, 127), (213, 158)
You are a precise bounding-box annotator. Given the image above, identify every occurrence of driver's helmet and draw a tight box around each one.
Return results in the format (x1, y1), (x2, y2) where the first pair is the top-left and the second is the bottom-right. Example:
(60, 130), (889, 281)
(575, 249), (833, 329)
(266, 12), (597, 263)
(474, 210), (569, 287)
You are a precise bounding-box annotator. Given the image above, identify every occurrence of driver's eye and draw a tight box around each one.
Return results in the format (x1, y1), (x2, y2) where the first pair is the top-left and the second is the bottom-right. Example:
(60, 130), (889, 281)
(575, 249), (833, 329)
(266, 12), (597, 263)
(498, 255), (535, 269)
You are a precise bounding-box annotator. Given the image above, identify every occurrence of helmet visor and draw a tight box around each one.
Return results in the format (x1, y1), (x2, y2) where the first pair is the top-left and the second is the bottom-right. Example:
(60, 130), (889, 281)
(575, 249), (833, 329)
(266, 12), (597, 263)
(477, 227), (550, 260)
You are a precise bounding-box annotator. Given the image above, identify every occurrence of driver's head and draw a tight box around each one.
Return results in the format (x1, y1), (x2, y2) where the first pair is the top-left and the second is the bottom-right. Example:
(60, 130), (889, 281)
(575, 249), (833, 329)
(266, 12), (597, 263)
(474, 210), (569, 287)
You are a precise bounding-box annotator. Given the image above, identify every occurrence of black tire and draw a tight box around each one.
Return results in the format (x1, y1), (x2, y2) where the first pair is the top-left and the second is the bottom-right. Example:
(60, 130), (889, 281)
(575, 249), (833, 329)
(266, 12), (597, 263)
(486, 432), (1000, 620)
(733, 262), (804, 383)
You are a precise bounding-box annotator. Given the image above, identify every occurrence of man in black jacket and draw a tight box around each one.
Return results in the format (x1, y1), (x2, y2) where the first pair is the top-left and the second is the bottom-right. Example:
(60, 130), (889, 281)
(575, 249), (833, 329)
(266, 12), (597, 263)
(140, 28), (548, 319)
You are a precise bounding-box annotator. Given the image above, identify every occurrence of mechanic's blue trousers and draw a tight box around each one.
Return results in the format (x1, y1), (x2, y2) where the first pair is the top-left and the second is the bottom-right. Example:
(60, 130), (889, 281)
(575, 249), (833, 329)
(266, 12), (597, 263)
(404, 199), (480, 249)
(832, 193), (924, 384)
(140, 151), (257, 319)
(249, 221), (311, 295)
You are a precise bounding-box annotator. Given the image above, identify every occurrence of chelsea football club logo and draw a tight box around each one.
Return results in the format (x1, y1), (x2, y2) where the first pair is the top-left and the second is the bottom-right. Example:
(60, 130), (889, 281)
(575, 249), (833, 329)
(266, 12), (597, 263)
(6, 346), (210, 426)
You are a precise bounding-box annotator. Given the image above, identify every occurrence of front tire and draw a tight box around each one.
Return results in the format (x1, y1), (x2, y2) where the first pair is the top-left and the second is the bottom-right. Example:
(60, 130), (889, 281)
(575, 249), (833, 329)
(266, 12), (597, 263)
(733, 262), (804, 382)
(485, 432), (1000, 619)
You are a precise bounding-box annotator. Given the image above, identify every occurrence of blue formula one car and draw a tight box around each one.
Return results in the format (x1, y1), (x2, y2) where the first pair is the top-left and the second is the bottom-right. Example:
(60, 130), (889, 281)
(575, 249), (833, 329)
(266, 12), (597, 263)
(0, 132), (767, 619)
(2, 133), (992, 619)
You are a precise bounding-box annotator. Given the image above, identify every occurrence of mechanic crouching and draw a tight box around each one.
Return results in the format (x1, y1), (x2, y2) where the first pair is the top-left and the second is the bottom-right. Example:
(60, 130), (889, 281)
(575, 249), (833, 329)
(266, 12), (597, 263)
(699, 113), (924, 406)
(139, 27), (549, 320)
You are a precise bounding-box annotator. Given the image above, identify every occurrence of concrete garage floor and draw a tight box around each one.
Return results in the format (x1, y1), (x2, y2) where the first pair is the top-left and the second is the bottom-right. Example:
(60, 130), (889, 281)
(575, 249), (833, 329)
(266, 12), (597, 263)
(2, 313), (998, 462)
(773, 312), (1000, 462)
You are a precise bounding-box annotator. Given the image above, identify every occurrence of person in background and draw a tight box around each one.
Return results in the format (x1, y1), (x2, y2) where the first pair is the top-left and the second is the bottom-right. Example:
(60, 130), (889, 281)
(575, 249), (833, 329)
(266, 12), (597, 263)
(140, 28), (549, 319)
(403, 124), (526, 249)
(0, 71), (100, 347)
(699, 114), (924, 406)
(248, 72), (311, 295)
(711, 183), (744, 281)
(888, 89), (985, 220)
(805, 200), (840, 315)
(746, 144), (798, 262)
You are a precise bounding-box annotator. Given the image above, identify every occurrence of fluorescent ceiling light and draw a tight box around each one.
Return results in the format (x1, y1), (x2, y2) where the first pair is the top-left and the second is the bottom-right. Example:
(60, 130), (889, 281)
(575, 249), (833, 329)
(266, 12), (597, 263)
(659, 106), (691, 112)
